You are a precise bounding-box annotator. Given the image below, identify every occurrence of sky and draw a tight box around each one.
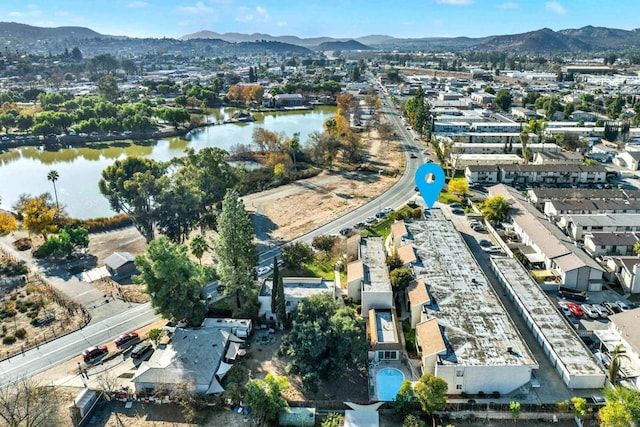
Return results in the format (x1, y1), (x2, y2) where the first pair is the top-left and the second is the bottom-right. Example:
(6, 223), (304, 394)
(1, 0), (640, 40)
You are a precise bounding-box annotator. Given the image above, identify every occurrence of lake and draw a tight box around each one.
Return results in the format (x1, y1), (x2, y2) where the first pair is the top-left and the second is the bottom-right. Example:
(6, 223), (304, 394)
(0, 106), (335, 219)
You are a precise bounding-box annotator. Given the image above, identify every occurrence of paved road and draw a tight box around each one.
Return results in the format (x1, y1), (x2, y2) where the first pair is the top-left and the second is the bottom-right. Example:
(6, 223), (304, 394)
(0, 302), (157, 387)
(258, 79), (425, 264)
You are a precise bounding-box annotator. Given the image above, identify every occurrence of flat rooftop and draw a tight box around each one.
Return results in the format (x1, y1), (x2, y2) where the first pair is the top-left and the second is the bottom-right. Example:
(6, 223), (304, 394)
(492, 257), (604, 377)
(360, 237), (392, 293)
(373, 310), (398, 344)
(403, 213), (537, 367)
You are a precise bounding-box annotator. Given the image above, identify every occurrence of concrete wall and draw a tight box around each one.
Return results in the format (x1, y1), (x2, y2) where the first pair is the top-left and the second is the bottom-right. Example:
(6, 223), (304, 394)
(361, 290), (393, 316)
(437, 364), (533, 395)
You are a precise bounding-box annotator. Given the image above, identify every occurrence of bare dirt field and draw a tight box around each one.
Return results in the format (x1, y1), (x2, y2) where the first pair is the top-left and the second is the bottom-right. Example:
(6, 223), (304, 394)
(244, 129), (404, 244)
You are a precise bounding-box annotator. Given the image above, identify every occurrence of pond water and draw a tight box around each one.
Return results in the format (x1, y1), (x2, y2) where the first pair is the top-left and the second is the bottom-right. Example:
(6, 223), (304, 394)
(0, 107), (335, 219)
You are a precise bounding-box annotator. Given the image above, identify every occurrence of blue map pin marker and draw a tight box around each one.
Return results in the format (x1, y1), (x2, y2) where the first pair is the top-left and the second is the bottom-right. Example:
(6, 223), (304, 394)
(415, 163), (445, 209)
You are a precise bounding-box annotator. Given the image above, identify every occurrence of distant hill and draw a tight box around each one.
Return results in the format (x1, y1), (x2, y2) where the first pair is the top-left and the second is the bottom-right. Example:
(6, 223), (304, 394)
(0, 21), (105, 42)
(4, 21), (640, 56)
(316, 40), (371, 51)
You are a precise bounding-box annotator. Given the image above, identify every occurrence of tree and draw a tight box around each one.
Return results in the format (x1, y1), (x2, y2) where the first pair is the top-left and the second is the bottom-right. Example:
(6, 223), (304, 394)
(494, 88), (512, 112)
(272, 257), (286, 326)
(509, 401), (521, 425)
(414, 373), (448, 415)
(147, 328), (164, 345)
(481, 195), (511, 223)
(322, 413), (344, 427)
(599, 385), (640, 427)
(134, 237), (207, 325)
(46, 170), (60, 216)
(312, 235), (336, 256)
(0, 213), (17, 235)
(571, 396), (589, 422)
(386, 252), (403, 271)
(245, 374), (289, 426)
(403, 414), (423, 427)
(519, 131), (530, 164)
(215, 189), (257, 309)
(96, 75), (119, 102)
(281, 242), (314, 268)
(634, 240), (640, 255)
(279, 293), (366, 391)
(395, 380), (417, 418)
(99, 157), (166, 243)
(0, 377), (60, 427)
(390, 268), (413, 293)
(15, 194), (57, 239)
(608, 344), (630, 383)
(448, 178), (469, 197)
(189, 235), (209, 265)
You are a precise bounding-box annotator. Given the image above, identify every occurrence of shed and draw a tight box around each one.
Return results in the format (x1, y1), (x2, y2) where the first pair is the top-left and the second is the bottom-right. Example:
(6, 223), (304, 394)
(104, 252), (137, 278)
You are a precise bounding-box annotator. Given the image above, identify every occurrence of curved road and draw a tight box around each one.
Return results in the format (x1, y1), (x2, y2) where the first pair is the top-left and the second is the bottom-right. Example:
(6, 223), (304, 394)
(0, 76), (426, 386)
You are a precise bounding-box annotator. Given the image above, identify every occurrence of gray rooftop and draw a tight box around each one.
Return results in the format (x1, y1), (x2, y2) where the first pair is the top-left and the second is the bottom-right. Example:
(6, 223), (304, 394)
(403, 214), (537, 368)
(568, 213), (640, 228)
(360, 237), (392, 293)
(492, 257), (605, 377)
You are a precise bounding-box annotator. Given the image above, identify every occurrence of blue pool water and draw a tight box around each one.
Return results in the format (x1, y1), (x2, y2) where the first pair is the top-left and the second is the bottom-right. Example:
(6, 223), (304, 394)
(376, 368), (405, 401)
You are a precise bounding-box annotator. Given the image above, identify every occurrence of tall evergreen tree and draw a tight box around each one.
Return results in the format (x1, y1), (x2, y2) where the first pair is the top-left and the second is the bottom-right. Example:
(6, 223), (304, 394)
(215, 189), (257, 308)
(271, 256), (279, 317)
(275, 262), (286, 326)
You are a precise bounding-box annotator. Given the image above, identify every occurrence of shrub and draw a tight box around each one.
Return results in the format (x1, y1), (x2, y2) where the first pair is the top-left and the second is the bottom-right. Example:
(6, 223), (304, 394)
(64, 214), (133, 233)
(3, 335), (16, 345)
(14, 328), (26, 339)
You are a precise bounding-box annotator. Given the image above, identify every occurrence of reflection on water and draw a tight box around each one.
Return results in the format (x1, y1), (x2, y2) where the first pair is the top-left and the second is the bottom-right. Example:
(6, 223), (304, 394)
(0, 107), (335, 219)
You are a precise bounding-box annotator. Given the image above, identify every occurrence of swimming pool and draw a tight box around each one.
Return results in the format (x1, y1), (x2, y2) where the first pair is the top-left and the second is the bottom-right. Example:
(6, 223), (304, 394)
(376, 368), (405, 401)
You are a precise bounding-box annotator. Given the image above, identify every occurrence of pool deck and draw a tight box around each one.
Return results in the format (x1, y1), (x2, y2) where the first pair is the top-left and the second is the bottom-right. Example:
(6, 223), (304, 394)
(369, 359), (419, 401)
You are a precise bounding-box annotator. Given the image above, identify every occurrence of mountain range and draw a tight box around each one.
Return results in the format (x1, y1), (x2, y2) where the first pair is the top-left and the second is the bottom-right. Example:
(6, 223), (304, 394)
(3, 22), (640, 56)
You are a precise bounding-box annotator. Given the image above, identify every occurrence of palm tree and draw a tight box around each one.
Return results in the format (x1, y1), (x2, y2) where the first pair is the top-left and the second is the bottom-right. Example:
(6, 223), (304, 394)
(189, 235), (209, 265)
(47, 170), (60, 214)
(608, 344), (630, 383)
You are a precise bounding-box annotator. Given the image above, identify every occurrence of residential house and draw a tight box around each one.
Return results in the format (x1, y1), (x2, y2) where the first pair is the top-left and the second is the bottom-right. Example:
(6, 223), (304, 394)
(450, 132), (538, 144)
(584, 232), (640, 257)
(406, 278), (430, 328)
(368, 308), (403, 362)
(465, 164), (499, 185)
(453, 154), (523, 169)
(532, 151), (584, 165)
(258, 277), (336, 323)
(527, 187), (640, 211)
(594, 309), (640, 389)
(564, 214), (640, 241)
(614, 151), (640, 171)
(274, 93), (304, 107)
(488, 184), (604, 291)
(415, 318), (447, 376)
(396, 243), (417, 267)
(453, 142), (559, 155)
(132, 319), (249, 395)
(499, 164), (607, 186)
(346, 237), (393, 316)
(604, 257), (640, 294)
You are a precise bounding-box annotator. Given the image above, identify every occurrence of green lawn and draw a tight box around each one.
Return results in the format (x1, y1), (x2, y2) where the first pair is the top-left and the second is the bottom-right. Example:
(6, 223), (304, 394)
(283, 255), (345, 282)
(437, 191), (462, 205)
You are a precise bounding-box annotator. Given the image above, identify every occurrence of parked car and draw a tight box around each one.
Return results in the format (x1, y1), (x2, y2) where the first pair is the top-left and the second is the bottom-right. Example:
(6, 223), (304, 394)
(567, 302), (584, 317)
(615, 301), (630, 311)
(383, 206), (393, 213)
(478, 239), (492, 248)
(603, 302), (621, 315)
(339, 227), (352, 236)
(581, 304), (599, 319)
(82, 345), (108, 361)
(375, 211), (386, 219)
(558, 302), (572, 317)
(484, 245), (502, 254)
(449, 203), (462, 209)
(365, 216), (377, 225)
(115, 331), (139, 347)
(354, 222), (366, 229)
(591, 304), (608, 318)
(256, 265), (272, 276)
(471, 224), (485, 232)
(409, 153), (418, 159)
(131, 341), (153, 359)
(451, 208), (465, 216)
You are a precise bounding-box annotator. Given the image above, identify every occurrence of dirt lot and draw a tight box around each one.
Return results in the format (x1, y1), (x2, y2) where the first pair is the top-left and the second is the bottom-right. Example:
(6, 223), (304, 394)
(244, 129), (404, 244)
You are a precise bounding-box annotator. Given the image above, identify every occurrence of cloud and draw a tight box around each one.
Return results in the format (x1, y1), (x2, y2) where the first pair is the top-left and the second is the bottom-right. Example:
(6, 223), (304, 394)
(9, 3), (43, 18)
(236, 6), (270, 23)
(175, 1), (214, 15)
(126, 1), (149, 8)
(545, 1), (566, 14)
(276, 21), (288, 27)
(435, 0), (473, 5)
(498, 2), (519, 9)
